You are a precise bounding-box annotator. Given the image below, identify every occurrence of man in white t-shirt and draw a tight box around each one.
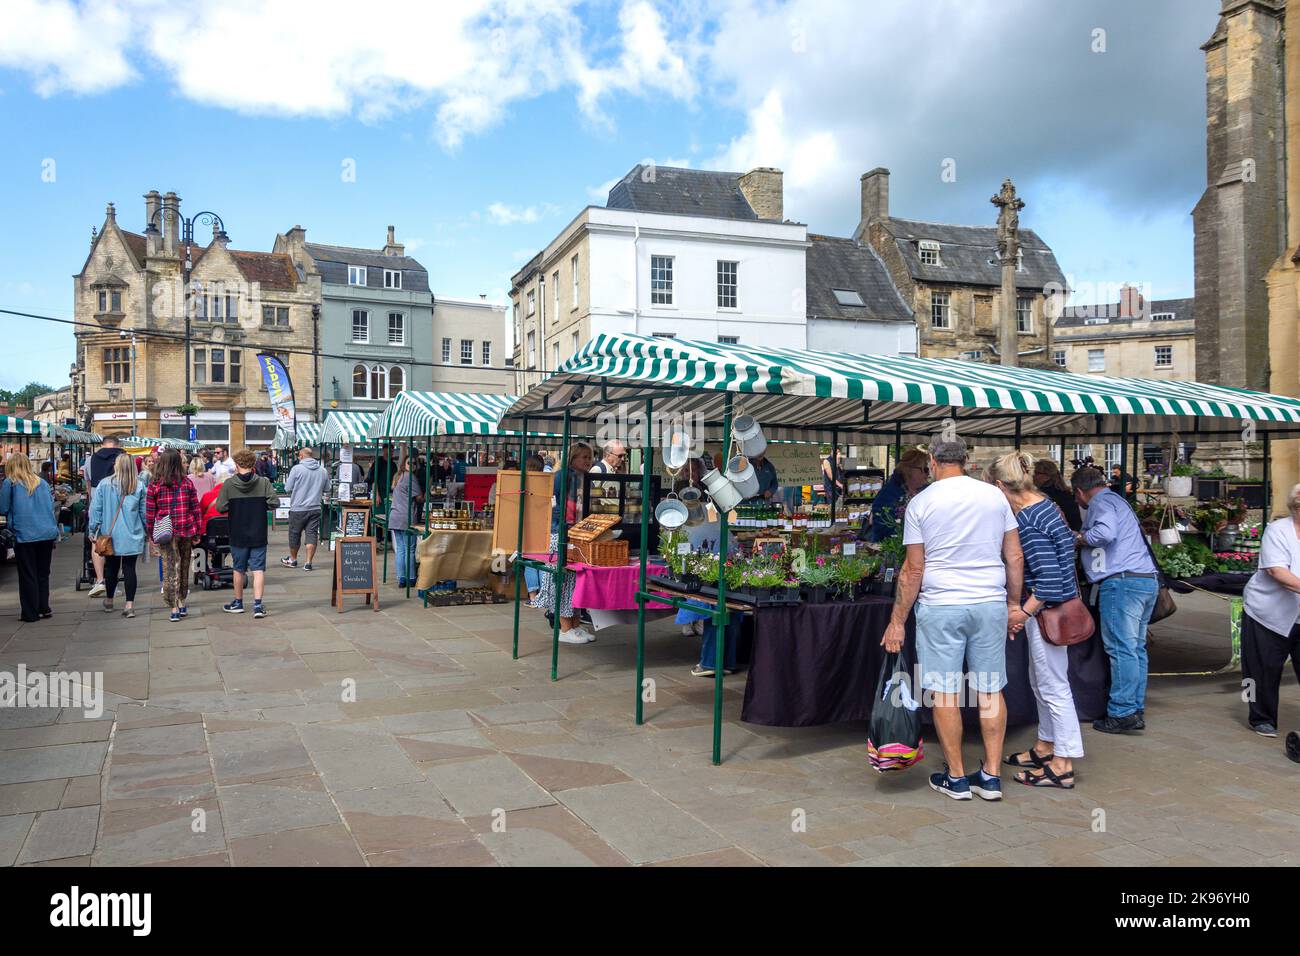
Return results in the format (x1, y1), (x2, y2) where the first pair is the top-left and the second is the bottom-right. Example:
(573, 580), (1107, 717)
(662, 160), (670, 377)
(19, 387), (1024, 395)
(882, 433), (1024, 803)
(210, 446), (236, 482)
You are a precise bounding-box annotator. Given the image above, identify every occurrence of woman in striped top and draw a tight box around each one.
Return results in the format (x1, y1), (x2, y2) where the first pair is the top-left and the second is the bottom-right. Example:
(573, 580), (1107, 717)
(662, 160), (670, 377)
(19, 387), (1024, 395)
(989, 451), (1084, 789)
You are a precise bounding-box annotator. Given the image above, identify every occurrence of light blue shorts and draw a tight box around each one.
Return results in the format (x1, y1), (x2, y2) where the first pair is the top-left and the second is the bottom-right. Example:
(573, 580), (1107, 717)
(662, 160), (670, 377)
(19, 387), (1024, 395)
(915, 600), (1008, 695)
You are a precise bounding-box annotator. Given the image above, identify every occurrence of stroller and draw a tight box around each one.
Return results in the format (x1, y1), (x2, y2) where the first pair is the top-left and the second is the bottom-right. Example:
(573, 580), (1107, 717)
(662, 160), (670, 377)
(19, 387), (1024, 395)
(195, 516), (235, 591)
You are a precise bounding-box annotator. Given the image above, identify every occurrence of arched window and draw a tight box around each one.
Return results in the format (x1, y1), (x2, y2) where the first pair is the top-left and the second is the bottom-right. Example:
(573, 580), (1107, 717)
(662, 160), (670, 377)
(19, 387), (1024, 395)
(369, 365), (384, 400)
(352, 364), (367, 398)
(388, 366), (404, 396)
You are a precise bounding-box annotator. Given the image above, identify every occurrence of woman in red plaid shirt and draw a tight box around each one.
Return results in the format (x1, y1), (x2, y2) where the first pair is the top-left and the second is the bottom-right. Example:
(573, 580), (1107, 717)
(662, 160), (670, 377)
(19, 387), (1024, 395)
(145, 450), (202, 622)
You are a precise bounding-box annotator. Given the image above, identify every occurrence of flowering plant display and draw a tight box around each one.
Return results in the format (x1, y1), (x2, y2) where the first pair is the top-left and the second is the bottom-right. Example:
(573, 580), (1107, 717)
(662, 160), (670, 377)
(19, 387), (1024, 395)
(1212, 552), (1257, 572)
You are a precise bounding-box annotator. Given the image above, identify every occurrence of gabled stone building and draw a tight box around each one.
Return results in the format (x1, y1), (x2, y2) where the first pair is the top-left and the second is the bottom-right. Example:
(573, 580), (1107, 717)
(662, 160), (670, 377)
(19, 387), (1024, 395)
(73, 192), (321, 448)
(855, 168), (1067, 365)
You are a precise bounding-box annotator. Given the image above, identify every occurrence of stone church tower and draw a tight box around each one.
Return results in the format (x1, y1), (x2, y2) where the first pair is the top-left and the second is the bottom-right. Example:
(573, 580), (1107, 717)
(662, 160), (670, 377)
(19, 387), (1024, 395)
(1192, 0), (1287, 391)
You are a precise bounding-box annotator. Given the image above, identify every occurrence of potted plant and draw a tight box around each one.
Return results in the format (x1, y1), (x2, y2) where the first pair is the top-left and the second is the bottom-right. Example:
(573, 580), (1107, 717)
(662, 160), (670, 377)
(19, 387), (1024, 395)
(176, 402), (202, 417)
(1191, 501), (1230, 535)
(1165, 462), (1195, 498)
(745, 565), (786, 605)
(798, 558), (835, 604)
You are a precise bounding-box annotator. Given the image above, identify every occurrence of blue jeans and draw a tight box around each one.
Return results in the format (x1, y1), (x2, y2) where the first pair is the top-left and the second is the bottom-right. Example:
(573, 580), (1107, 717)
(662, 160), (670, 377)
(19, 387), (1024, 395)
(524, 565), (542, 594)
(391, 529), (419, 583)
(699, 615), (742, 671)
(1098, 575), (1158, 717)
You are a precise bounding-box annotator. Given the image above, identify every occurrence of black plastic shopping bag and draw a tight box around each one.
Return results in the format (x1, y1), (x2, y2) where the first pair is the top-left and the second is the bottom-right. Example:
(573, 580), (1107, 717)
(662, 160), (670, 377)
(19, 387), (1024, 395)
(867, 652), (924, 772)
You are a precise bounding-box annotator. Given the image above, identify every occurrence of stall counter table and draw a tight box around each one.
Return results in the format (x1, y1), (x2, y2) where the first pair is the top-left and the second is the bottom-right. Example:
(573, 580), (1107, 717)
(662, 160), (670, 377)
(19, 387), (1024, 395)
(415, 528), (494, 591)
(738, 597), (1111, 728)
(524, 554), (673, 611)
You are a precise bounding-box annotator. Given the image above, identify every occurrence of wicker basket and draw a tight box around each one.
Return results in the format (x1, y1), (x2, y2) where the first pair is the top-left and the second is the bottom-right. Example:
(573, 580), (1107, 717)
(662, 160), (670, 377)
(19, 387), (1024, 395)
(568, 539), (630, 567)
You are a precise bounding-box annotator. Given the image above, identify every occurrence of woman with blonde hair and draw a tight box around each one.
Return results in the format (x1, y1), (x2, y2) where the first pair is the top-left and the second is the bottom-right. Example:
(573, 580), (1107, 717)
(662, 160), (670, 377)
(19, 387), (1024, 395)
(188, 453), (216, 499)
(89, 452), (148, 617)
(988, 450), (1084, 788)
(0, 453), (59, 621)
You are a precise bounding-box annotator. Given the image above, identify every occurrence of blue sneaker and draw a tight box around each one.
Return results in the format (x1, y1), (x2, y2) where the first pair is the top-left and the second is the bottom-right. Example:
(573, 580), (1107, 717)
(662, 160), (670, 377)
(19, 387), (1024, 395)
(223, 599), (245, 614)
(966, 765), (1003, 801)
(169, 611), (181, 623)
(253, 602), (266, 619)
(929, 767), (972, 801)
(178, 606), (188, 618)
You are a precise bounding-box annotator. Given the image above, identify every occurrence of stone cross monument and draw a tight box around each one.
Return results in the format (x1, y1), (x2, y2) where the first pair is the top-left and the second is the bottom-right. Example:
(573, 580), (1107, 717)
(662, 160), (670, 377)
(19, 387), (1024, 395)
(991, 178), (1025, 367)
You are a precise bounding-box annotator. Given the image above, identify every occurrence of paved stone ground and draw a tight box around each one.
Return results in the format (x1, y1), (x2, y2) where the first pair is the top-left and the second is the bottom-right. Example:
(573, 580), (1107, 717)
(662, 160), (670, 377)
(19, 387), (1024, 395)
(0, 531), (1296, 867)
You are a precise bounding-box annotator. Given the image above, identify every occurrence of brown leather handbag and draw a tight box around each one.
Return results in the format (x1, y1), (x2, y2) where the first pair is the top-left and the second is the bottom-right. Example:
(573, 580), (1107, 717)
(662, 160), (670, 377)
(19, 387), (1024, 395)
(94, 494), (125, 558)
(1037, 596), (1096, 647)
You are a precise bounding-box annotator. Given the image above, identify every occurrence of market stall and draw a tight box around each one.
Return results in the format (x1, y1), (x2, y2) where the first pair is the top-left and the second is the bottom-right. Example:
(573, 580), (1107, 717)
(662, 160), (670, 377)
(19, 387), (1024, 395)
(365, 391), (570, 602)
(499, 332), (1300, 765)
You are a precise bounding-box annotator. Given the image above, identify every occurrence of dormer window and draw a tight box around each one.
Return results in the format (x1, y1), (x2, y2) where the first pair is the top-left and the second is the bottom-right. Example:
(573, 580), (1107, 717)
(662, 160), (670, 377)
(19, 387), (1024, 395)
(384, 269), (402, 290)
(918, 240), (941, 266)
(1151, 312), (1175, 321)
(348, 265), (367, 286)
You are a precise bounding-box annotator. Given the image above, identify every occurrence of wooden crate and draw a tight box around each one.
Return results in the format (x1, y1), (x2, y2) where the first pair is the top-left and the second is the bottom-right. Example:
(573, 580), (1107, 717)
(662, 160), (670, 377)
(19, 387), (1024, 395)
(567, 539), (630, 567)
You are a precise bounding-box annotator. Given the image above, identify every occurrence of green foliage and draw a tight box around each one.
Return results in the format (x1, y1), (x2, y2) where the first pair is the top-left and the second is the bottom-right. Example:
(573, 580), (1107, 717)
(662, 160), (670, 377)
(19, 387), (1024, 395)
(0, 381), (56, 409)
(1170, 462), (1196, 477)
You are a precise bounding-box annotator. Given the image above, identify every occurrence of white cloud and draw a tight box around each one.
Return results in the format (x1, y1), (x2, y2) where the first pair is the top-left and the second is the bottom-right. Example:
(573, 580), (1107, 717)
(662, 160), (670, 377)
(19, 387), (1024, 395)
(488, 203), (543, 226)
(0, 0), (705, 149)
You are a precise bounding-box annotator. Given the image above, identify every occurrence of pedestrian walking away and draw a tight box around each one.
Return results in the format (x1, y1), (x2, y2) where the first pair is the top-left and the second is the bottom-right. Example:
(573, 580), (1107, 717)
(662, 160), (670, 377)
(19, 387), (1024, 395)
(85, 434), (125, 597)
(145, 449), (203, 623)
(881, 431), (1023, 803)
(88, 452), (147, 618)
(0, 452), (60, 622)
(217, 449), (278, 618)
(1240, 483), (1300, 738)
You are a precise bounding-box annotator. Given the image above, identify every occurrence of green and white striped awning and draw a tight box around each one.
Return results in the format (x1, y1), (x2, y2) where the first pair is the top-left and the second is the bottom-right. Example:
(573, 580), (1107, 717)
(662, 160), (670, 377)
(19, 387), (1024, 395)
(322, 411), (380, 445)
(52, 426), (102, 444)
(501, 333), (1300, 442)
(272, 422), (322, 450)
(119, 435), (203, 452)
(368, 391), (538, 440)
(0, 415), (48, 437)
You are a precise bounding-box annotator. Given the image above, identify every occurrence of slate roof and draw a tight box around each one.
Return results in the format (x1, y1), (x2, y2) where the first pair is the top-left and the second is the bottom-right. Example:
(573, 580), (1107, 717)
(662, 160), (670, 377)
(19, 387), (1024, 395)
(881, 217), (1066, 291)
(117, 230), (297, 290)
(303, 241), (430, 293)
(605, 165), (762, 221)
(1057, 296), (1194, 328)
(805, 234), (913, 323)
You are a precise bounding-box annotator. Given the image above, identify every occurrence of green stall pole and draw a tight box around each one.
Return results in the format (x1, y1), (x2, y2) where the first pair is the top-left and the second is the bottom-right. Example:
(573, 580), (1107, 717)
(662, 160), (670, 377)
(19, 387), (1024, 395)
(405, 438), (414, 599)
(421, 435), (432, 606)
(635, 397), (653, 725)
(551, 409), (573, 681)
(1263, 430), (1272, 519)
(712, 393), (735, 766)
(511, 416), (529, 660)
(1119, 417), (1130, 505)
(381, 438), (391, 585)
(829, 428), (838, 523)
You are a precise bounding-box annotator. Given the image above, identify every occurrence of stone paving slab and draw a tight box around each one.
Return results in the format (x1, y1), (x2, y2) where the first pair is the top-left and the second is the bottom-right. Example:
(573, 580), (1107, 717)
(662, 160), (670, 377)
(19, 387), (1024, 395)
(2, 529), (1299, 866)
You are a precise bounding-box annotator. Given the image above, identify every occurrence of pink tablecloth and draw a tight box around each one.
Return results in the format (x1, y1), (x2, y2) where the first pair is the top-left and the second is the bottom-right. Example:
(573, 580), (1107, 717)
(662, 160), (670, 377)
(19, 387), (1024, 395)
(526, 555), (670, 610)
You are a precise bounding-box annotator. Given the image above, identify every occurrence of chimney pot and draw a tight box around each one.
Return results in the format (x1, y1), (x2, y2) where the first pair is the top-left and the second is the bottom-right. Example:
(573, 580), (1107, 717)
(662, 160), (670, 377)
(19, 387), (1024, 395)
(738, 168), (784, 221)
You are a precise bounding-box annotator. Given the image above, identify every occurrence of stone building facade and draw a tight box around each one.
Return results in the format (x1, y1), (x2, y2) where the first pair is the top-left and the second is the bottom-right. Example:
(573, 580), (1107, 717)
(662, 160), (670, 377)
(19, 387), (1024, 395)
(73, 192), (321, 449)
(1194, 0), (1287, 392)
(854, 168), (1067, 365)
(1054, 286), (1195, 380)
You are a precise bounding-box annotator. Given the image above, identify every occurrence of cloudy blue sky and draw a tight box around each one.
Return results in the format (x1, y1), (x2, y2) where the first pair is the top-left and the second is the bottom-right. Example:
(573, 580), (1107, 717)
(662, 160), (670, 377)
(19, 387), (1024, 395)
(0, 0), (1220, 391)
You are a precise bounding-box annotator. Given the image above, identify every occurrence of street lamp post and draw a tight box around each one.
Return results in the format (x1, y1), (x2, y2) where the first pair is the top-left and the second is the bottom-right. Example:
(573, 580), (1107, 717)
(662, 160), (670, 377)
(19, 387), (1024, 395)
(143, 206), (228, 435)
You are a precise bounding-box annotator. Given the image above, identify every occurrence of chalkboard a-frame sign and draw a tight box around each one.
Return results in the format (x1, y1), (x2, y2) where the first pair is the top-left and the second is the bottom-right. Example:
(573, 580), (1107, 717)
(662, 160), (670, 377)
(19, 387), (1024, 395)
(332, 536), (380, 612)
(341, 507), (369, 538)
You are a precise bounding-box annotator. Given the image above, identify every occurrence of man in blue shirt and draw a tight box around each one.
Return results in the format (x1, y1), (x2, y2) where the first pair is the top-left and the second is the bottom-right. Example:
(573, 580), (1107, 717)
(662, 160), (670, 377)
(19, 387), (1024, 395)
(1073, 466), (1157, 734)
(742, 452), (779, 505)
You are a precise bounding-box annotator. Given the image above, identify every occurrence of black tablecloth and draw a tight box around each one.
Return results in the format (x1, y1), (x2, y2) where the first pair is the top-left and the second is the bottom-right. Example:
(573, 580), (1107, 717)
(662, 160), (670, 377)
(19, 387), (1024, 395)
(740, 598), (1109, 727)
(1169, 572), (1251, 596)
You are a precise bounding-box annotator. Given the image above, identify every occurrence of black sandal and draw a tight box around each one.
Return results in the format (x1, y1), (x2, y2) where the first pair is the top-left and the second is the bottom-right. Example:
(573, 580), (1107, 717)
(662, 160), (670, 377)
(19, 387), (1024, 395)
(1015, 765), (1075, 789)
(1004, 748), (1051, 769)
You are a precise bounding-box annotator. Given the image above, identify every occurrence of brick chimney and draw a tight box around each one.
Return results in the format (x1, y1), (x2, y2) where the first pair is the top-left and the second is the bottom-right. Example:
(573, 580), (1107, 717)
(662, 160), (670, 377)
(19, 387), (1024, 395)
(860, 168), (890, 228)
(161, 192), (180, 254)
(143, 190), (162, 256)
(1119, 283), (1145, 319)
(738, 168), (784, 221)
(383, 224), (405, 256)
